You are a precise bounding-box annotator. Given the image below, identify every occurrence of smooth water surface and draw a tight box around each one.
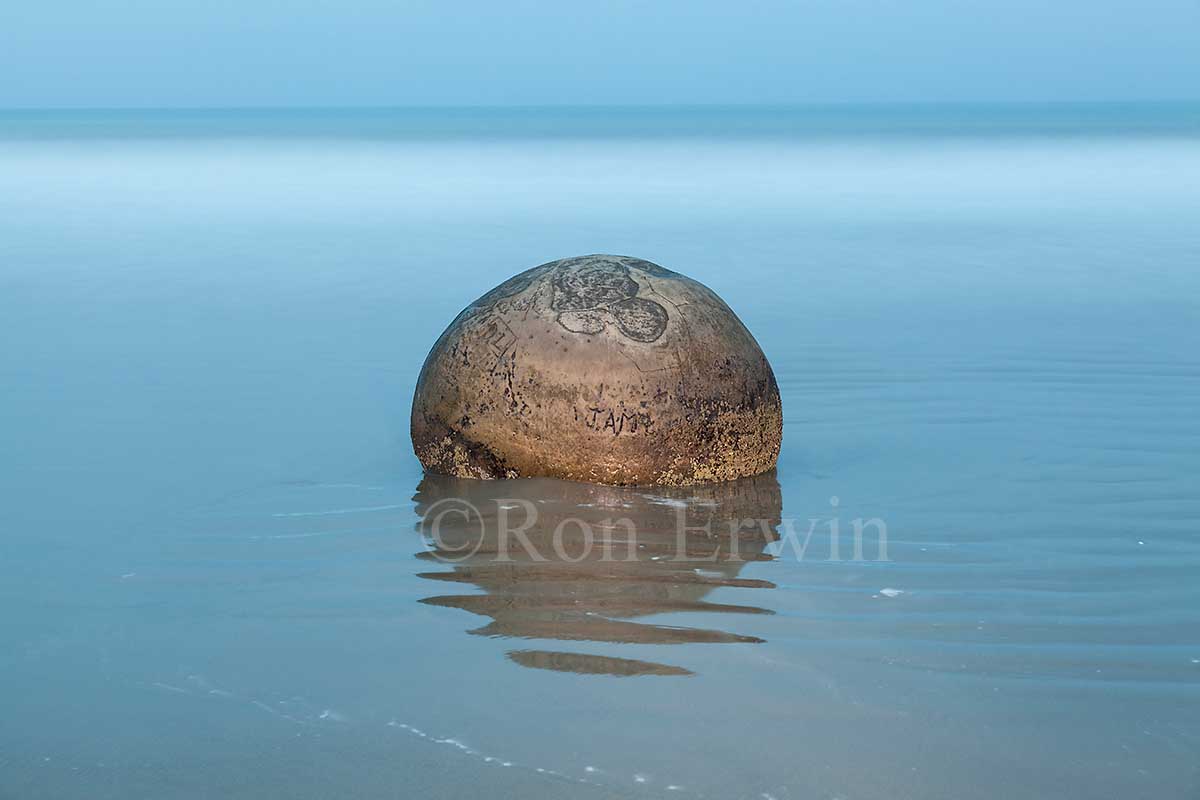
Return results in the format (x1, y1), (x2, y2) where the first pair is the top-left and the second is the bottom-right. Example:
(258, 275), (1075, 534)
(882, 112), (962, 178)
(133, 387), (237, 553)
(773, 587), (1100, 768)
(2, 106), (1199, 799)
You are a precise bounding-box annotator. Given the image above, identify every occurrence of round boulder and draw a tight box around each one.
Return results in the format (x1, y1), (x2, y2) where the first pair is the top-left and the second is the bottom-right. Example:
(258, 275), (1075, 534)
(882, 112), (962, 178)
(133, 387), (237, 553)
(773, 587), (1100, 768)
(411, 254), (782, 486)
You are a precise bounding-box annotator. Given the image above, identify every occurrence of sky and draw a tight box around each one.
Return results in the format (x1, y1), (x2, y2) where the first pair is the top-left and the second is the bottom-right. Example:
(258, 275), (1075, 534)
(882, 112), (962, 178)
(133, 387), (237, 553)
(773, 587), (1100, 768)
(3, 0), (1200, 108)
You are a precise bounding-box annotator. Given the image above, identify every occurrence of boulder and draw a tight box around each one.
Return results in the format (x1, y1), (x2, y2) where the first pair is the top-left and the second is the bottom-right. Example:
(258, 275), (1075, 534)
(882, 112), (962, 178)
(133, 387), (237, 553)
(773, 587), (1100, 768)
(411, 254), (782, 485)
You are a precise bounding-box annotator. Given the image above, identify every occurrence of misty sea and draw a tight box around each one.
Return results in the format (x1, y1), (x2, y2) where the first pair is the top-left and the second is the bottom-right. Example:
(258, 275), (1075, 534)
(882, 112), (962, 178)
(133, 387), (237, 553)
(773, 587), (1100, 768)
(2, 105), (1199, 799)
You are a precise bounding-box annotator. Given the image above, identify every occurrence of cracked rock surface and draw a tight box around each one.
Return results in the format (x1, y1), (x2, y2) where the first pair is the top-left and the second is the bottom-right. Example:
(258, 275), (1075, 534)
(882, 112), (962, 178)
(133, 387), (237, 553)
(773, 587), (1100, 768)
(411, 254), (783, 486)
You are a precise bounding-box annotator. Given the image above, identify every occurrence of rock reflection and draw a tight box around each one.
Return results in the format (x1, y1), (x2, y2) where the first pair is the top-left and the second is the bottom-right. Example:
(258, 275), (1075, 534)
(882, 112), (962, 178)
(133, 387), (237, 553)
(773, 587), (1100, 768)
(413, 472), (782, 676)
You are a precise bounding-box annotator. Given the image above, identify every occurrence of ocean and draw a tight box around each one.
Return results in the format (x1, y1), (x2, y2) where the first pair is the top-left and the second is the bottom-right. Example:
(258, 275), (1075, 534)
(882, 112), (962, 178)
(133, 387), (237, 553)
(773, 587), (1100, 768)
(2, 105), (1198, 799)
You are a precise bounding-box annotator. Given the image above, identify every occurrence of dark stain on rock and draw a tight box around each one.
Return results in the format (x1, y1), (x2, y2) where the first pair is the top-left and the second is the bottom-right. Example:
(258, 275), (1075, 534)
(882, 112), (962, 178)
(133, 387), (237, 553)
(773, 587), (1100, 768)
(549, 260), (668, 343)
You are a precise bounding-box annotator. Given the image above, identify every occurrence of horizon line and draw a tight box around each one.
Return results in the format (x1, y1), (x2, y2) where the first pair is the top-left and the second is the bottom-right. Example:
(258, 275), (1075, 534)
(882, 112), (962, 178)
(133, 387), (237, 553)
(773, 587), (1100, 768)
(3, 99), (1200, 114)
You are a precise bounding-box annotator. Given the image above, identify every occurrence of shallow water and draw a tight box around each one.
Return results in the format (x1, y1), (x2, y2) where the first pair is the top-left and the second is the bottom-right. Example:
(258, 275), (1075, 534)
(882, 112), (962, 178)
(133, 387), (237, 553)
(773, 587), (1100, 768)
(2, 106), (1199, 799)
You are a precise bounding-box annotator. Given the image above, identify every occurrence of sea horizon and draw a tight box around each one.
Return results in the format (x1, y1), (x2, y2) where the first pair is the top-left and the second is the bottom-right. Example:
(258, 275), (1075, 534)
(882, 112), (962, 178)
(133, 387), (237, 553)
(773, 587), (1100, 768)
(3, 101), (1199, 141)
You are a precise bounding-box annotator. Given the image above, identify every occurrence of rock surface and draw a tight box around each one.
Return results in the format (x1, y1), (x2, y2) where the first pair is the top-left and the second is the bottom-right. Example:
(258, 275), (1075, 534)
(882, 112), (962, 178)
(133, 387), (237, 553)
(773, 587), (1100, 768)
(411, 254), (782, 485)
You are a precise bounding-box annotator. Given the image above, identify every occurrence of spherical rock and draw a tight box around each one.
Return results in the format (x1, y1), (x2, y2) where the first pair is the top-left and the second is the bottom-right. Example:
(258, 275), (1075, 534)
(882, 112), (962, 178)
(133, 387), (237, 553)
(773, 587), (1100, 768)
(411, 254), (782, 486)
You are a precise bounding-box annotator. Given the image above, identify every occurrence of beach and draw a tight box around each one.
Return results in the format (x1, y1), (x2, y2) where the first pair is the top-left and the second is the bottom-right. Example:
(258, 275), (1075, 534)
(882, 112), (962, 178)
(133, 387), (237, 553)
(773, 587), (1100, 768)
(2, 106), (1199, 799)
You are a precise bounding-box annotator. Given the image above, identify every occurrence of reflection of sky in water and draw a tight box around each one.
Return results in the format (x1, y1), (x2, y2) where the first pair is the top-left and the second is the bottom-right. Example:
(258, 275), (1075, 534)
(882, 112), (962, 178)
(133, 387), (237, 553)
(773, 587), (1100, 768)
(2, 109), (1199, 799)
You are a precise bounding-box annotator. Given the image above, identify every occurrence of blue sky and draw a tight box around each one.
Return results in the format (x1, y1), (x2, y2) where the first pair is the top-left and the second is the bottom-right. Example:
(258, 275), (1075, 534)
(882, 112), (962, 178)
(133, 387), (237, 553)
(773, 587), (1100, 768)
(4, 0), (1200, 108)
